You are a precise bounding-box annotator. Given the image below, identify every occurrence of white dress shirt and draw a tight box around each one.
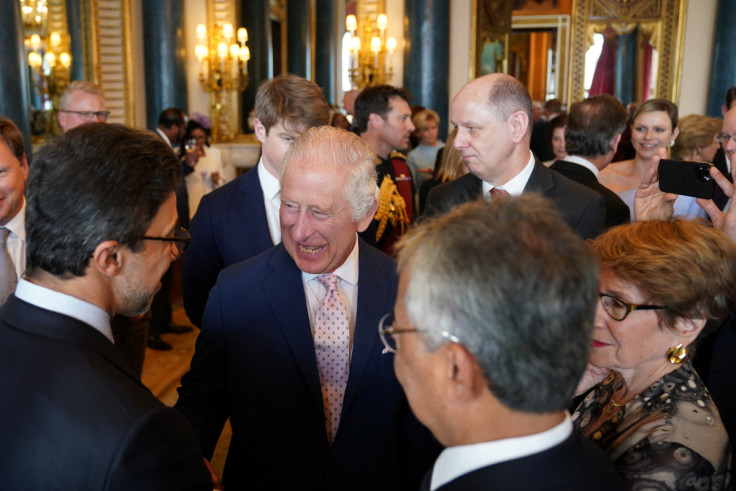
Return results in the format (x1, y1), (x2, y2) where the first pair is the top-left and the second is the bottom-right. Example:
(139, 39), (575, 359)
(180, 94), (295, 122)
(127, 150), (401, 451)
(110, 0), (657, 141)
(302, 238), (360, 355)
(15, 278), (113, 343)
(564, 155), (600, 178)
(430, 414), (573, 490)
(155, 127), (172, 147)
(5, 199), (26, 279)
(482, 151), (536, 197)
(257, 159), (282, 245)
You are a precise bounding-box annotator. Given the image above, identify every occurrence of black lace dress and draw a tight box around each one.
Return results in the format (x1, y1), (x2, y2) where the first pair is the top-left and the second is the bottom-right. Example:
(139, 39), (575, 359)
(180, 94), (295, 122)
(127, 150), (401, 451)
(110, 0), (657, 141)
(572, 362), (731, 490)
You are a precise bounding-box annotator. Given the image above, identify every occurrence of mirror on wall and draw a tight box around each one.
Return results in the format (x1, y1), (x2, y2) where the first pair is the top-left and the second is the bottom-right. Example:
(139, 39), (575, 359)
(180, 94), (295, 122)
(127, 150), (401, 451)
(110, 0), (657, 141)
(569, 0), (686, 104)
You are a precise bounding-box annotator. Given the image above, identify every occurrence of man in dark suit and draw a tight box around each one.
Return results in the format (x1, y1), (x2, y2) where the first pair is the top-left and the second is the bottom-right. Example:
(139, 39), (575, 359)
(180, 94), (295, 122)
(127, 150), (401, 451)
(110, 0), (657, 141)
(389, 195), (625, 491)
(425, 74), (605, 240)
(551, 94), (630, 228)
(182, 74), (329, 327)
(0, 124), (213, 490)
(176, 126), (436, 490)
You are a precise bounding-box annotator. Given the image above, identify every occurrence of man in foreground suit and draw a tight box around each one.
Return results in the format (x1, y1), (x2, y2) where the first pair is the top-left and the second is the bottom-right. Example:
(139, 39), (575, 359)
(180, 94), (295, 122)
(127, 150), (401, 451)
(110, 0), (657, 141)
(183, 74), (329, 327)
(389, 195), (625, 490)
(425, 73), (605, 239)
(176, 126), (436, 490)
(0, 124), (212, 489)
(550, 94), (630, 228)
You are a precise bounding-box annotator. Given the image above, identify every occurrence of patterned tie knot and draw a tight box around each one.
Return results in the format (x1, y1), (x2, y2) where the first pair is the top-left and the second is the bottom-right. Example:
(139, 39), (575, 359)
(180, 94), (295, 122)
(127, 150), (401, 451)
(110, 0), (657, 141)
(317, 273), (339, 293)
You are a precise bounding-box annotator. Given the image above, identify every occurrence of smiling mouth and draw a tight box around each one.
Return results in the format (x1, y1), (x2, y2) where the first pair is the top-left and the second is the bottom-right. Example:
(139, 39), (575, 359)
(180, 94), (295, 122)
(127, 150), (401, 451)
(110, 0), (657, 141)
(299, 244), (324, 255)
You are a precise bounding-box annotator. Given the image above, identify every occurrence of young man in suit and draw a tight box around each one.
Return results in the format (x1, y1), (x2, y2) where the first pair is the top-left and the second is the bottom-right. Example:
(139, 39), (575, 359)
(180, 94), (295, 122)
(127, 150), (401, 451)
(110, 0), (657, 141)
(176, 126), (437, 490)
(389, 195), (625, 490)
(0, 124), (213, 490)
(425, 73), (605, 240)
(550, 94), (630, 228)
(182, 74), (330, 327)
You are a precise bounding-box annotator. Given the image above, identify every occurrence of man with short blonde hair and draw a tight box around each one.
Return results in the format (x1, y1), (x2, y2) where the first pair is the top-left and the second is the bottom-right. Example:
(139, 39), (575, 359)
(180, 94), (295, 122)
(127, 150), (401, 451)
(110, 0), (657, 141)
(57, 81), (109, 132)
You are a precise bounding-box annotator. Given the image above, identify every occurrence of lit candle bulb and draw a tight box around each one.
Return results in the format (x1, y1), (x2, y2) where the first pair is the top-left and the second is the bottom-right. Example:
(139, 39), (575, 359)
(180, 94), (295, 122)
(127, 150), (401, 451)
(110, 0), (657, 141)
(237, 28), (248, 45)
(377, 14), (388, 35)
(223, 23), (233, 41)
(346, 14), (357, 33)
(386, 37), (397, 53)
(195, 44), (207, 61)
(28, 51), (42, 69)
(230, 43), (239, 59)
(45, 52), (56, 68)
(30, 34), (41, 51)
(60, 52), (71, 68)
(196, 24), (207, 41)
(50, 32), (61, 48)
(217, 42), (228, 59)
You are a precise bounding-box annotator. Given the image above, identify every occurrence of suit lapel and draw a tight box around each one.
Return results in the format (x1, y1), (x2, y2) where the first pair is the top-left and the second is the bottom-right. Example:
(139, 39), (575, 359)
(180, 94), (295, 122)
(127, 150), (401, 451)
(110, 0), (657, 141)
(524, 160), (555, 197)
(237, 165), (275, 253)
(263, 247), (324, 410)
(341, 243), (385, 417)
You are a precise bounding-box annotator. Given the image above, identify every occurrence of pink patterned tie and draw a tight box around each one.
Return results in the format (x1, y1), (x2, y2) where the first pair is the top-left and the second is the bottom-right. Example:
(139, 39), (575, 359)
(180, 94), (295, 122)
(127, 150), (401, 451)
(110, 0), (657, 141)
(314, 273), (350, 444)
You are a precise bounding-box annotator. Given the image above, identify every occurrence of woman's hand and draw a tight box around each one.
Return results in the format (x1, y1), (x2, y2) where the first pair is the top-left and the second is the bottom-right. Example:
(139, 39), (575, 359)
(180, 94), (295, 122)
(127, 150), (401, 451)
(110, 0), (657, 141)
(697, 166), (736, 242)
(575, 363), (611, 396)
(633, 147), (678, 220)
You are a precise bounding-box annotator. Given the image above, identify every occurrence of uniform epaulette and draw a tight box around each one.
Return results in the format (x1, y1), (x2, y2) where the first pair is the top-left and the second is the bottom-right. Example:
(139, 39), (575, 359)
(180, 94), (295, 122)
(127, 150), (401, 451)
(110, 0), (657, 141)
(389, 150), (407, 160)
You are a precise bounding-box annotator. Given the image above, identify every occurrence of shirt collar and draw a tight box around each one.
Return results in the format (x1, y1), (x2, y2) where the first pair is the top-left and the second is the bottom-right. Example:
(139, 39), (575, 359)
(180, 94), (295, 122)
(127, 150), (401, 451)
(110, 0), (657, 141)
(301, 235), (360, 287)
(564, 155), (600, 178)
(4, 198), (25, 241)
(430, 413), (573, 490)
(257, 158), (281, 201)
(155, 127), (172, 147)
(14, 278), (113, 343)
(482, 151), (536, 196)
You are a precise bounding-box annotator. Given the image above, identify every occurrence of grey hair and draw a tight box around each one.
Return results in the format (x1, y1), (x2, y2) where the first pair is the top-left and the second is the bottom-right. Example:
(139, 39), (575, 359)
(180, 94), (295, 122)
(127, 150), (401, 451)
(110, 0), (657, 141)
(280, 126), (377, 221)
(486, 74), (532, 125)
(60, 81), (104, 109)
(395, 195), (600, 413)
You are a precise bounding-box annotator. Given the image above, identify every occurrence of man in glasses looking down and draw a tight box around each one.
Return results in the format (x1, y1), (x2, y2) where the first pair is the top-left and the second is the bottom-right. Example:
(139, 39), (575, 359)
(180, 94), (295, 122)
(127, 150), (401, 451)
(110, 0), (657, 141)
(387, 195), (625, 490)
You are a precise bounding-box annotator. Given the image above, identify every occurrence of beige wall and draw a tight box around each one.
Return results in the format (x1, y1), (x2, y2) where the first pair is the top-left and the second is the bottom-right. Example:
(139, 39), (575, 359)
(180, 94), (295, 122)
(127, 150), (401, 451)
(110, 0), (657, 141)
(679, 0), (717, 116)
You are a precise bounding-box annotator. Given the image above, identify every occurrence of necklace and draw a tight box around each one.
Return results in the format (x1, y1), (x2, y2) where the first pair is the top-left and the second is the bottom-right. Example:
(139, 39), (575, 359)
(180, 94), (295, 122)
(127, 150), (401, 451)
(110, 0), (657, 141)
(603, 398), (625, 416)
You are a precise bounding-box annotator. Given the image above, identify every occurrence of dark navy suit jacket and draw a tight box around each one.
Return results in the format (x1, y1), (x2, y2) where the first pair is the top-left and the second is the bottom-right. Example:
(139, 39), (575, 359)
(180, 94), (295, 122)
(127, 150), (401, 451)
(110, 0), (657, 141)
(176, 240), (438, 490)
(0, 295), (211, 490)
(182, 165), (273, 327)
(421, 433), (625, 490)
(425, 160), (606, 240)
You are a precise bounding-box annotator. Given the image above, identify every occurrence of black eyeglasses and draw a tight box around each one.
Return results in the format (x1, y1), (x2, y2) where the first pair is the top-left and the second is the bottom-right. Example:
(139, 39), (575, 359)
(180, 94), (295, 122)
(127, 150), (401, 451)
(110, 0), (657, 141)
(716, 132), (736, 146)
(59, 109), (111, 122)
(378, 313), (460, 353)
(143, 227), (191, 259)
(599, 294), (665, 321)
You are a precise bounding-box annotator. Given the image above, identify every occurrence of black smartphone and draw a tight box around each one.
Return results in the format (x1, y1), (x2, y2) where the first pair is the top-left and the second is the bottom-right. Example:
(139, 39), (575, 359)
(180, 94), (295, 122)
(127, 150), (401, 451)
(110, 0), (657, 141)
(658, 159), (715, 199)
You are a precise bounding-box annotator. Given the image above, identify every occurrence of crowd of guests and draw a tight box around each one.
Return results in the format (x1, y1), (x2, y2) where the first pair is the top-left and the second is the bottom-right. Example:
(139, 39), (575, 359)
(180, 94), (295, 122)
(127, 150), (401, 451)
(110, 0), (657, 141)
(0, 70), (735, 491)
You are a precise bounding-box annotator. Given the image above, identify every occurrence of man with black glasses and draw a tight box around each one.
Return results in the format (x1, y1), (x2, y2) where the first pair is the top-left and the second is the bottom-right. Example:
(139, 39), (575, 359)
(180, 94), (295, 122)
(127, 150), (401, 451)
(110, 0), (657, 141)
(57, 81), (109, 132)
(0, 123), (214, 489)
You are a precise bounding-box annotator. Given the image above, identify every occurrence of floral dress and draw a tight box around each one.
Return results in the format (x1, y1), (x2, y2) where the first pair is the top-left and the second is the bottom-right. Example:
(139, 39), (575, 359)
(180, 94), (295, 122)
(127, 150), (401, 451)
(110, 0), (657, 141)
(572, 361), (731, 490)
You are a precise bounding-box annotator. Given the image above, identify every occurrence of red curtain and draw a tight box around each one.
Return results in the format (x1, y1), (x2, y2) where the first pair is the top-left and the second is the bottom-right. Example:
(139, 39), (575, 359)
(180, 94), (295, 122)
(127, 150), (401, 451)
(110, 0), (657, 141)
(641, 39), (653, 101)
(589, 29), (617, 96)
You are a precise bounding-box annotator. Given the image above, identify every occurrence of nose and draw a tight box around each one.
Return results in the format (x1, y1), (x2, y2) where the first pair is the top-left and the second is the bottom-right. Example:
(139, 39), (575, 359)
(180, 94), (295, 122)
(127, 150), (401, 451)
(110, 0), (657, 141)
(291, 210), (315, 242)
(407, 119), (415, 132)
(454, 131), (468, 150)
(92, 113), (105, 123)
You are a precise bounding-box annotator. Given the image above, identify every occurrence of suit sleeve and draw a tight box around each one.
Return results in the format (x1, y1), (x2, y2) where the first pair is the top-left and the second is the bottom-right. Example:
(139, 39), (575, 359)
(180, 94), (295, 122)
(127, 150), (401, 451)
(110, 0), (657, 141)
(106, 406), (212, 491)
(176, 280), (231, 458)
(182, 195), (223, 327)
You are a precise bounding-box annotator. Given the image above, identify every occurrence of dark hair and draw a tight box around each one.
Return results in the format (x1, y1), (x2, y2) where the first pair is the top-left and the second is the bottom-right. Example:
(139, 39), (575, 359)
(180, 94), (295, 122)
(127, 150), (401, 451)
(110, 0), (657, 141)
(179, 120), (211, 157)
(544, 98), (562, 114)
(397, 195), (599, 412)
(354, 85), (412, 134)
(26, 124), (181, 278)
(0, 116), (25, 162)
(566, 95), (627, 157)
(726, 86), (736, 110)
(158, 107), (185, 129)
(255, 73), (330, 132)
(546, 113), (568, 144)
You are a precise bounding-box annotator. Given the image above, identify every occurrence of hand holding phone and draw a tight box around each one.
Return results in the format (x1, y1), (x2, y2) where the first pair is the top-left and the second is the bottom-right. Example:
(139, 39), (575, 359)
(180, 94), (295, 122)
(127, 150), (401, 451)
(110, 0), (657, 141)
(658, 159), (715, 199)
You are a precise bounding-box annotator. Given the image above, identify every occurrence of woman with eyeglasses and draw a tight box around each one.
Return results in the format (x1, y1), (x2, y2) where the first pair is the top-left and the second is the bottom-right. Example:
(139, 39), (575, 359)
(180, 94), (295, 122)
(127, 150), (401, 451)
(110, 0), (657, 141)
(572, 219), (736, 490)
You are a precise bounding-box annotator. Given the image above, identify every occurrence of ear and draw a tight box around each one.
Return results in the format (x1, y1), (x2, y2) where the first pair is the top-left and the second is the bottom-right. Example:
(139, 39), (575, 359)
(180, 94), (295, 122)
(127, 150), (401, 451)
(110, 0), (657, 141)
(445, 343), (487, 403)
(91, 240), (124, 278)
(368, 113), (384, 132)
(254, 119), (267, 143)
(671, 127), (680, 142)
(673, 316), (706, 346)
(610, 133), (622, 154)
(20, 154), (29, 180)
(509, 110), (530, 143)
(355, 198), (378, 233)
